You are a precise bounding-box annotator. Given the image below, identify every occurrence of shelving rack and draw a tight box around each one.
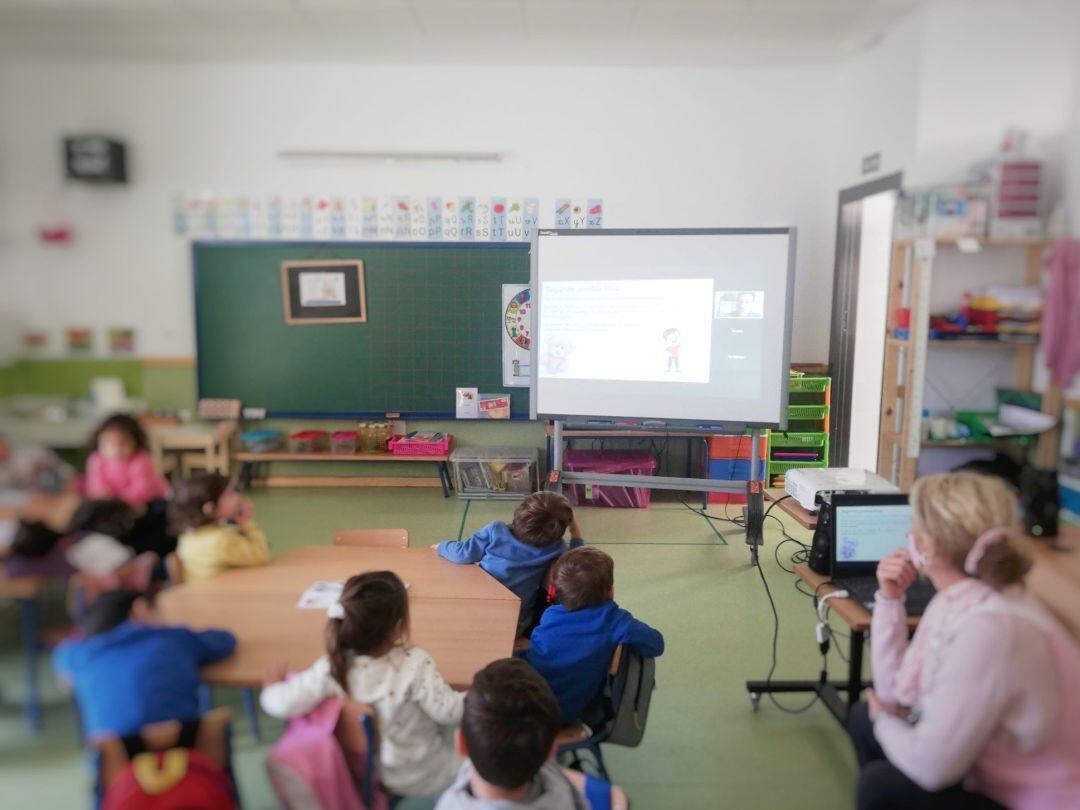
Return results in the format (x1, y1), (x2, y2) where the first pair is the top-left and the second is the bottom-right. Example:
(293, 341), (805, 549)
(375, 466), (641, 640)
(877, 236), (1061, 488)
(767, 375), (831, 487)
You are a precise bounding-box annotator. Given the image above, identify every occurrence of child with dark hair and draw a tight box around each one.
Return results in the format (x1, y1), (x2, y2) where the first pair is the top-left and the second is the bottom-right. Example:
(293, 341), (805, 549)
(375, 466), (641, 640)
(437, 658), (629, 809)
(434, 491), (583, 632)
(261, 571), (465, 797)
(526, 546), (664, 725)
(171, 472), (268, 583)
(53, 589), (236, 738)
(84, 414), (169, 507)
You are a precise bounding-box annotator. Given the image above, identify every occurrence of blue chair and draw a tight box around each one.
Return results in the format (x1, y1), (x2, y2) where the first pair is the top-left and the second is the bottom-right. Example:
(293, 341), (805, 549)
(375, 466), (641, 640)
(336, 699), (398, 808)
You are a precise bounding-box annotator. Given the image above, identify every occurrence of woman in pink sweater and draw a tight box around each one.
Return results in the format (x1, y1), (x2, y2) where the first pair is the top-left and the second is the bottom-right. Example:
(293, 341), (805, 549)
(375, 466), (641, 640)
(84, 414), (169, 508)
(851, 472), (1080, 810)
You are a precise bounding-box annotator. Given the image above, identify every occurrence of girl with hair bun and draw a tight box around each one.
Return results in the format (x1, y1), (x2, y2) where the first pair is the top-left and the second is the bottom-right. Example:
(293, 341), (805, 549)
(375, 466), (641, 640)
(850, 472), (1080, 810)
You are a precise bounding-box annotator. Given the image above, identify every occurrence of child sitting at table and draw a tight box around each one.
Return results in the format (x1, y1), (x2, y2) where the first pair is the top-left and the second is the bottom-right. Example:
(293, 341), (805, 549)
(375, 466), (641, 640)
(436, 658), (629, 810)
(526, 546), (664, 726)
(53, 589), (236, 738)
(84, 414), (169, 509)
(170, 472), (268, 583)
(261, 571), (465, 798)
(434, 491), (583, 633)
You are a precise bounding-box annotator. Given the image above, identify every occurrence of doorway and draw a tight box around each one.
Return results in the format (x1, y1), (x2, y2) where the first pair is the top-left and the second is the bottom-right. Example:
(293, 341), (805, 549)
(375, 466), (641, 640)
(828, 173), (902, 468)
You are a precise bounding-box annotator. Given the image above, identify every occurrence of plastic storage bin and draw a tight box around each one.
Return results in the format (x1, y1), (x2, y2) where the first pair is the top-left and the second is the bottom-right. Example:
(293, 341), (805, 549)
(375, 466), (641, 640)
(706, 458), (765, 505)
(388, 434), (453, 456)
(708, 435), (768, 460)
(288, 430), (329, 453)
(450, 446), (539, 500)
(564, 450), (657, 509)
(240, 429), (284, 453)
(330, 431), (358, 454)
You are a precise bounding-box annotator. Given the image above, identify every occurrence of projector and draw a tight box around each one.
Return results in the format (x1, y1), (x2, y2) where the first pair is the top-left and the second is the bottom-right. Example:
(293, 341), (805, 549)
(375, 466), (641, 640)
(785, 467), (900, 512)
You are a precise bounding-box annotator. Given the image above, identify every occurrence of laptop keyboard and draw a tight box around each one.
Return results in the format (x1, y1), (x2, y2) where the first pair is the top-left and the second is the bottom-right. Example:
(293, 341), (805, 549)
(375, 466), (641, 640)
(835, 576), (935, 615)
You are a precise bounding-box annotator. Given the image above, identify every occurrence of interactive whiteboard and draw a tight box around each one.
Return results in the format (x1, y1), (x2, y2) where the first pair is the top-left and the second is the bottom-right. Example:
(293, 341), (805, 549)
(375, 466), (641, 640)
(530, 228), (795, 428)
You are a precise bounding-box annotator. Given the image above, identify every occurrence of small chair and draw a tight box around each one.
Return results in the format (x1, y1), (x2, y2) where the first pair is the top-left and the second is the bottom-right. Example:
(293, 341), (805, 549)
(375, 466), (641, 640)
(332, 529), (409, 548)
(334, 699), (394, 808)
(556, 644), (656, 781)
(94, 707), (237, 806)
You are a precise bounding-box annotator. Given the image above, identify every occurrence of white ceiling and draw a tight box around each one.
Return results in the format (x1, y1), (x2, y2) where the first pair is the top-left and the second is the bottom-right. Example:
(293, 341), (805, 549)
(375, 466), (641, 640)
(0, 0), (928, 64)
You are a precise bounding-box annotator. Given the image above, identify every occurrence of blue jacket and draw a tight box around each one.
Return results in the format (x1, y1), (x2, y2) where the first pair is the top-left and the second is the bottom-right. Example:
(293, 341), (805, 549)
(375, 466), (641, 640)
(53, 621), (236, 737)
(437, 521), (579, 605)
(526, 601), (664, 724)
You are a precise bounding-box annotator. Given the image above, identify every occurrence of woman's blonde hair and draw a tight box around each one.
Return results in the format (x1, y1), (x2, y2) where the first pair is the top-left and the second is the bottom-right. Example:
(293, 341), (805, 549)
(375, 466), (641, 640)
(909, 472), (1032, 589)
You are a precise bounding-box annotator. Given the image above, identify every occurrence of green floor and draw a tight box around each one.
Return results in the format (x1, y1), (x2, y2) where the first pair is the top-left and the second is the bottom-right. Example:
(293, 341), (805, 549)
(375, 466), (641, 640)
(0, 489), (858, 808)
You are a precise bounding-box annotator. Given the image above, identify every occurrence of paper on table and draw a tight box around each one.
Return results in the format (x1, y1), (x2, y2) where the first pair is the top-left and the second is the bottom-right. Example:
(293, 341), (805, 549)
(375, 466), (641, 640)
(296, 579), (409, 609)
(297, 580), (343, 609)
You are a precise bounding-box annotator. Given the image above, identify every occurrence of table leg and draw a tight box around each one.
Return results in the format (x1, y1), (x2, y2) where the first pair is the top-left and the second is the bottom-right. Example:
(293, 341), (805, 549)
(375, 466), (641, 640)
(436, 461), (451, 498)
(236, 461), (253, 491)
(17, 598), (42, 732)
(846, 629), (866, 716)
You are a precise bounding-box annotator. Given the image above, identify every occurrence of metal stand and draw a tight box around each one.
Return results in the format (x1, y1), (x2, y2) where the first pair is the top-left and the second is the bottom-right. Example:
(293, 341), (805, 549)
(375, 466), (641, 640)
(550, 420), (765, 558)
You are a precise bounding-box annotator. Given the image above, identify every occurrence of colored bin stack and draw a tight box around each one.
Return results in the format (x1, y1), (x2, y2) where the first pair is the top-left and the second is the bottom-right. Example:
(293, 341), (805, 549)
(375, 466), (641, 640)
(767, 375), (831, 487)
(707, 434), (767, 505)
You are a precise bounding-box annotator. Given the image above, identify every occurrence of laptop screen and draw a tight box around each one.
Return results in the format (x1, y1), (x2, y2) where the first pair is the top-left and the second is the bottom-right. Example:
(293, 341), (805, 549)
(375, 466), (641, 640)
(833, 501), (912, 572)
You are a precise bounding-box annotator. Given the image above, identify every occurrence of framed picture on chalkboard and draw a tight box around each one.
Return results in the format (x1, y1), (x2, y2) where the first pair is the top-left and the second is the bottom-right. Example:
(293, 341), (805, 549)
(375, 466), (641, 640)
(281, 260), (367, 324)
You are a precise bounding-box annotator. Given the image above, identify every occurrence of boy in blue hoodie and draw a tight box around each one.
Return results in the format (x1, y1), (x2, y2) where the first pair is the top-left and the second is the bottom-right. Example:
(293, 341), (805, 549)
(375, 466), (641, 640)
(526, 546), (664, 726)
(434, 491), (582, 633)
(53, 589), (236, 738)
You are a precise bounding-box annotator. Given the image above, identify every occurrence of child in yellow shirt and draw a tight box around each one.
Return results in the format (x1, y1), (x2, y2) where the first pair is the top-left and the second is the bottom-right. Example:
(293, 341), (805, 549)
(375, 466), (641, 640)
(169, 472), (269, 583)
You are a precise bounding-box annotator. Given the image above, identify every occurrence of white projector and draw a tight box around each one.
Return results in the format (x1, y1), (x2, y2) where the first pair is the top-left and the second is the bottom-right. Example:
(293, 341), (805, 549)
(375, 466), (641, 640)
(785, 467), (900, 512)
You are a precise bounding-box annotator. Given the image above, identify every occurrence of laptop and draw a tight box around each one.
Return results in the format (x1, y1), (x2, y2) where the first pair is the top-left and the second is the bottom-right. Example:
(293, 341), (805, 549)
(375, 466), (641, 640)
(829, 493), (935, 614)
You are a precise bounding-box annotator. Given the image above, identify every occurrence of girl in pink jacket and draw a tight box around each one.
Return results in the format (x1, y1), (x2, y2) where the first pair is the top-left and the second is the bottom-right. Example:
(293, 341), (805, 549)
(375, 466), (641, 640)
(851, 472), (1080, 810)
(84, 414), (169, 508)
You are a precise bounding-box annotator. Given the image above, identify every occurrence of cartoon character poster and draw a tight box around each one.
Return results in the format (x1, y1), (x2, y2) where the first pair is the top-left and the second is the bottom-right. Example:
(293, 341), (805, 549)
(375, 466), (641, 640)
(502, 284), (532, 387)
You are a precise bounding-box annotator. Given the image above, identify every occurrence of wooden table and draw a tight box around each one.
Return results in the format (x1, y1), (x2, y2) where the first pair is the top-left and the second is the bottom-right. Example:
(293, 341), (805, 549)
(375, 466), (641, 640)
(157, 546), (518, 689)
(233, 451), (453, 496)
(746, 563), (919, 726)
(765, 488), (818, 529)
(147, 422), (235, 476)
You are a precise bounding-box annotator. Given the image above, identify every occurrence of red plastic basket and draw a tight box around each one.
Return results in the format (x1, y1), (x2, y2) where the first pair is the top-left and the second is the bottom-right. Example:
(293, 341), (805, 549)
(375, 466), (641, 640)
(388, 434), (453, 456)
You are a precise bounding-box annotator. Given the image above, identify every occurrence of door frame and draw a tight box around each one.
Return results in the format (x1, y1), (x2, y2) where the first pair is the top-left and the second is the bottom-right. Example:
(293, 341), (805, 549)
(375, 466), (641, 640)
(828, 172), (903, 467)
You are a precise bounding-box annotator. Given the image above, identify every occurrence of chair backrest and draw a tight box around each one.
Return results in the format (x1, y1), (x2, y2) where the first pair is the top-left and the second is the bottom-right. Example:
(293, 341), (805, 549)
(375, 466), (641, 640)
(604, 645), (656, 748)
(332, 529), (409, 549)
(196, 399), (242, 421)
(164, 553), (184, 585)
(95, 707), (235, 789)
(334, 699), (384, 807)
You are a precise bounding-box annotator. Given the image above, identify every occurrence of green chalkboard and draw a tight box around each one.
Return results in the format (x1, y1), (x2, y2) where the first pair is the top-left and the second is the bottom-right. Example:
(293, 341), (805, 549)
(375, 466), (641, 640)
(194, 242), (531, 418)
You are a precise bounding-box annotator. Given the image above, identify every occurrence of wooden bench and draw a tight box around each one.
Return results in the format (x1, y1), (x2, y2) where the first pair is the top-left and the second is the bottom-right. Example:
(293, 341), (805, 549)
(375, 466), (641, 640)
(233, 451), (453, 496)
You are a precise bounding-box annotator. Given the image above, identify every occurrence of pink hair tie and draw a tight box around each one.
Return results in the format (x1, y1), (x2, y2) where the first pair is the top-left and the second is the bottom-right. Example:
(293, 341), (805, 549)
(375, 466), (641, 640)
(964, 527), (1011, 576)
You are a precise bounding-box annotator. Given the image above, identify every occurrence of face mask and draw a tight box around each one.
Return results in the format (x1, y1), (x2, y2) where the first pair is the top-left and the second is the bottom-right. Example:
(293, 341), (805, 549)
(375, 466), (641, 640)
(907, 532), (926, 572)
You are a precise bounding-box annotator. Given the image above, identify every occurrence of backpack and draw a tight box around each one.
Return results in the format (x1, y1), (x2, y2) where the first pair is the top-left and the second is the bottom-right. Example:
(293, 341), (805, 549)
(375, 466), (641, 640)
(267, 696), (389, 810)
(605, 648), (656, 747)
(100, 721), (237, 810)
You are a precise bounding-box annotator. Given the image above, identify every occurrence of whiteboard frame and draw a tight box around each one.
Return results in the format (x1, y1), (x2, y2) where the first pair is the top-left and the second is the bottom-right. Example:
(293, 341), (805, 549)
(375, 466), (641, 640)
(529, 228), (796, 430)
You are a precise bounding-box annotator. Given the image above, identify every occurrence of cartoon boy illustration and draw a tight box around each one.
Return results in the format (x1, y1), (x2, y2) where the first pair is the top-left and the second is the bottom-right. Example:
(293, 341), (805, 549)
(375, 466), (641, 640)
(663, 327), (681, 372)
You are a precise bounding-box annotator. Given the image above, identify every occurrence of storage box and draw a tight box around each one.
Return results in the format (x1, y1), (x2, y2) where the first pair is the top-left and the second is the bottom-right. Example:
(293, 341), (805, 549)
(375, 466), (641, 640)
(708, 435), (768, 460)
(450, 446), (539, 500)
(240, 429), (284, 453)
(330, 431), (358, 454)
(564, 450), (657, 509)
(706, 458), (765, 505)
(288, 430), (329, 453)
(388, 433), (453, 456)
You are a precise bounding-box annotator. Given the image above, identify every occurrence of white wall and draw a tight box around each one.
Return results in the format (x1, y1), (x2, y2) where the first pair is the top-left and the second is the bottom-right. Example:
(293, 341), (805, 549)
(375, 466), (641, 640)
(0, 60), (845, 362)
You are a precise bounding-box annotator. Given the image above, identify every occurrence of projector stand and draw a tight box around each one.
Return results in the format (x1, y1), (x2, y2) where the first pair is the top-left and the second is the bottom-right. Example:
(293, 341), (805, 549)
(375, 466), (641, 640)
(550, 420), (765, 563)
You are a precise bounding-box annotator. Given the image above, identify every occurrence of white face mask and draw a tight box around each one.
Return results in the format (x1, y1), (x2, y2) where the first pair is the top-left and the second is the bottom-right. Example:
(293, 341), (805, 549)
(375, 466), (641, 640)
(907, 531), (927, 572)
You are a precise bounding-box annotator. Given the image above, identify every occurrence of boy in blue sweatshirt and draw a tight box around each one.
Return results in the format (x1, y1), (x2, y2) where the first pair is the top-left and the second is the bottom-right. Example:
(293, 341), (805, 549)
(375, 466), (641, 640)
(434, 491), (582, 633)
(526, 546), (664, 725)
(53, 589), (236, 738)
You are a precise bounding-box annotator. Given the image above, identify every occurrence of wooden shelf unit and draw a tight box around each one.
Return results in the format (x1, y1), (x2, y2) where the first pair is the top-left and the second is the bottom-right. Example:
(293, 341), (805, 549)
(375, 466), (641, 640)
(877, 237), (1061, 488)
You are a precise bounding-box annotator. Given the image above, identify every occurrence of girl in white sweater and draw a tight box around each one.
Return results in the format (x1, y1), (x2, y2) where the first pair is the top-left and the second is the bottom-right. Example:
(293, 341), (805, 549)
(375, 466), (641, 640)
(261, 570), (465, 797)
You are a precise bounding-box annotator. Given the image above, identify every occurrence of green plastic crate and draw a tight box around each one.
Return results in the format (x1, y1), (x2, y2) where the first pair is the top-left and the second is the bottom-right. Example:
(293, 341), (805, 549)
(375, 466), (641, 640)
(769, 431), (829, 448)
(787, 404), (829, 420)
(768, 459), (829, 475)
(787, 376), (830, 393)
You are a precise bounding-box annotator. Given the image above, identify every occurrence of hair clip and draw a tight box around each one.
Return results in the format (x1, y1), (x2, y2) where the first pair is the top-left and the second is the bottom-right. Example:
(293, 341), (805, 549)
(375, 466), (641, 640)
(327, 602), (346, 620)
(964, 527), (1010, 576)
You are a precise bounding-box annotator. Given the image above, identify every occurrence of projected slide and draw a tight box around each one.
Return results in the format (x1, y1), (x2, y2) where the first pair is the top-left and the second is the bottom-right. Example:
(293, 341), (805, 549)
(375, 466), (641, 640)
(533, 229), (794, 425)
(539, 279), (715, 383)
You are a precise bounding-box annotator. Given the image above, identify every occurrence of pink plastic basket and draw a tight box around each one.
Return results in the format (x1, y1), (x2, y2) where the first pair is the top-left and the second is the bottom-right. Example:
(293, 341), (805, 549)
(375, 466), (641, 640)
(388, 434), (453, 456)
